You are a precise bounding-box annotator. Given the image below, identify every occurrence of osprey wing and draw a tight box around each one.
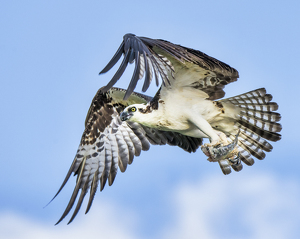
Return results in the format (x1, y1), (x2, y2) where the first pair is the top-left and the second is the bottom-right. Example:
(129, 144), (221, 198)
(54, 87), (202, 224)
(100, 33), (239, 100)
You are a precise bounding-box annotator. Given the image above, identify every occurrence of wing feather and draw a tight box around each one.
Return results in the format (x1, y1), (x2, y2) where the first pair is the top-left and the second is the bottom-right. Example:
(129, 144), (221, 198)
(115, 129), (129, 172)
(141, 50), (151, 92)
(54, 87), (203, 224)
(100, 137), (112, 191)
(107, 132), (119, 186)
(124, 42), (141, 99)
(67, 170), (90, 224)
(123, 123), (142, 156)
(118, 125), (135, 164)
(99, 34), (238, 100)
(101, 48), (131, 93)
(85, 169), (99, 214)
(126, 121), (150, 150)
(55, 156), (87, 225)
(100, 41), (125, 74)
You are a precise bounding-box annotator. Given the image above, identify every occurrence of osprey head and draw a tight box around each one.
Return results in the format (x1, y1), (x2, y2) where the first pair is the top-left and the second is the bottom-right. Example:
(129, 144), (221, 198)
(120, 104), (147, 122)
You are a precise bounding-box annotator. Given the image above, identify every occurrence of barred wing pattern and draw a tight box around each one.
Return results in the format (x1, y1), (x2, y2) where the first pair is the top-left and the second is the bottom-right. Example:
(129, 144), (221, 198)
(54, 87), (202, 224)
(100, 33), (239, 100)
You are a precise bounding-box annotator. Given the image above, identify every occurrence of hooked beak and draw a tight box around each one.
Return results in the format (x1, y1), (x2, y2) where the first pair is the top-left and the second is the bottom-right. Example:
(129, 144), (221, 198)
(120, 111), (131, 121)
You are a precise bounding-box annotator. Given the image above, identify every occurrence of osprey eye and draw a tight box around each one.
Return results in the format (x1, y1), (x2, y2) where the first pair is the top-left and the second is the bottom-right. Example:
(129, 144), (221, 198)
(130, 107), (136, 112)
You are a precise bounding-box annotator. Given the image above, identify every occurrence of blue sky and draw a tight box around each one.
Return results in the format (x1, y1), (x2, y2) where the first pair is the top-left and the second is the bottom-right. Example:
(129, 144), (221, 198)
(1, 0), (300, 238)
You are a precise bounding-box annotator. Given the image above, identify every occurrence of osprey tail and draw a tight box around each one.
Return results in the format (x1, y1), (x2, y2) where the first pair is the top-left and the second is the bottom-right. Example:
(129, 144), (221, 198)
(220, 88), (282, 171)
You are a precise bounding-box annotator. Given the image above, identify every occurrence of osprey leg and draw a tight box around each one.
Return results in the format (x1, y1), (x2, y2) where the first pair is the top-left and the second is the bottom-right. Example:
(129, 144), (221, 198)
(186, 114), (241, 174)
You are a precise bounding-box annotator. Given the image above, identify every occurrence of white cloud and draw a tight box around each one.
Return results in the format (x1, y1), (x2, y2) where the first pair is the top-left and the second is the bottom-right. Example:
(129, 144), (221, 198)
(0, 201), (139, 239)
(1, 172), (300, 239)
(161, 172), (300, 239)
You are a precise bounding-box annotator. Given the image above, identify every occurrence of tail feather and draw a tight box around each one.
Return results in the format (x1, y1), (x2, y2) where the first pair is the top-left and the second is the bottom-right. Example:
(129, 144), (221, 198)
(220, 88), (281, 171)
(229, 134), (266, 160)
(227, 137), (255, 166)
(227, 100), (278, 111)
(240, 154), (255, 166)
(238, 102), (278, 112)
(225, 88), (267, 99)
(236, 121), (281, 142)
(227, 94), (273, 105)
(240, 110), (281, 122)
(238, 116), (282, 133)
(239, 126), (273, 152)
(239, 138), (266, 160)
(236, 143), (255, 166)
(240, 155), (255, 166)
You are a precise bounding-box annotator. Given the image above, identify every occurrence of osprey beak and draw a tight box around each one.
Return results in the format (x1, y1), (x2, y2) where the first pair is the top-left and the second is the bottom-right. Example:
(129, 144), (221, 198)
(120, 111), (130, 121)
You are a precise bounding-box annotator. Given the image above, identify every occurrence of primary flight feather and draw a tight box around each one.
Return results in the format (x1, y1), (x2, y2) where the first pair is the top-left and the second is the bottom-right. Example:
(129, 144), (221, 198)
(54, 33), (281, 224)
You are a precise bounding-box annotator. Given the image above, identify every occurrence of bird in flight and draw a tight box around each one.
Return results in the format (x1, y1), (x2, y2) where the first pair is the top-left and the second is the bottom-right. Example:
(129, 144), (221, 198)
(53, 33), (282, 224)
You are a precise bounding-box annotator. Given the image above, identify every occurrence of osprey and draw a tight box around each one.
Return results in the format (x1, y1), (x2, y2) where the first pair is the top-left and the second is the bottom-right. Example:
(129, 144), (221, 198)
(54, 34), (282, 224)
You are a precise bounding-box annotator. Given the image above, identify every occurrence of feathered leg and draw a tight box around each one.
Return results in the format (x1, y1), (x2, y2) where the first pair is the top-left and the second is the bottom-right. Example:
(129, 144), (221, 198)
(186, 110), (241, 174)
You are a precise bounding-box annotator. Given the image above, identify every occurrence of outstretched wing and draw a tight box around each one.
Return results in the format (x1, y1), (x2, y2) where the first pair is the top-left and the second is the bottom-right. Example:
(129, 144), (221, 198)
(100, 33), (239, 100)
(54, 87), (202, 224)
